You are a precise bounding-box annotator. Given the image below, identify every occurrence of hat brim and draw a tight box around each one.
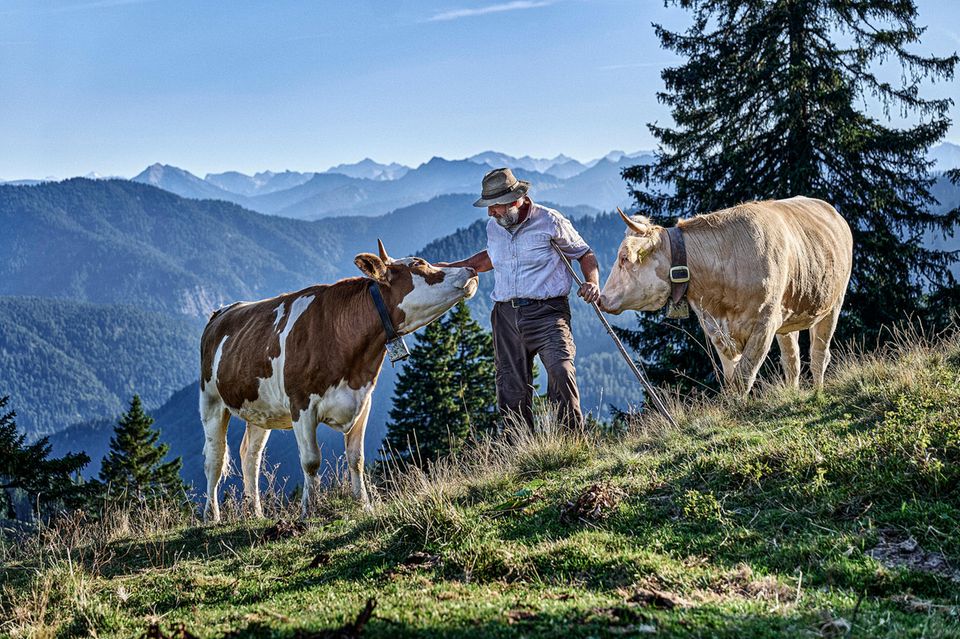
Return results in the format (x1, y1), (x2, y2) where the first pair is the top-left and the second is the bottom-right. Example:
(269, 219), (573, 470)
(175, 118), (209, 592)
(472, 181), (530, 207)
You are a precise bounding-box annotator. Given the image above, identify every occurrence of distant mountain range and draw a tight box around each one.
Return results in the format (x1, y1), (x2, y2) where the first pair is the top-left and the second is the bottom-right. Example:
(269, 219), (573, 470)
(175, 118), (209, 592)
(9, 143), (960, 221)
(930, 142), (960, 171)
(130, 151), (652, 220)
(6, 142), (960, 188)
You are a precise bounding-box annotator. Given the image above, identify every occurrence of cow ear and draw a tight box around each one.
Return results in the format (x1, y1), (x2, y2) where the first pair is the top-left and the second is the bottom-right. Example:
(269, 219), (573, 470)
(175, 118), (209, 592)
(354, 253), (388, 282)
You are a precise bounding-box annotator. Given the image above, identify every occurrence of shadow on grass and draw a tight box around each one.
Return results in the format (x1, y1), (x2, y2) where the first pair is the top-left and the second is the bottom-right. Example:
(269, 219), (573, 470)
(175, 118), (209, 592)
(172, 600), (830, 639)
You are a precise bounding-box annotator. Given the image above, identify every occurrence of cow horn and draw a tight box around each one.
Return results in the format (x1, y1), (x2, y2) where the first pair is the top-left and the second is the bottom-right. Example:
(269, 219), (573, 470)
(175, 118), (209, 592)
(617, 207), (646, 234)
(377, 239), (391, 262)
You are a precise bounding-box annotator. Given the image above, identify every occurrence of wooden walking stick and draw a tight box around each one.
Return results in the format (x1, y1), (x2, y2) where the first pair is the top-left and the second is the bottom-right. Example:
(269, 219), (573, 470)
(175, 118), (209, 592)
(550, 240), (678, 428)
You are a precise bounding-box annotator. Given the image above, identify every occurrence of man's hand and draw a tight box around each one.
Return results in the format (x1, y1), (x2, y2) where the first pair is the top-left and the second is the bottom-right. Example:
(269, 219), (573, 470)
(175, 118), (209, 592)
(578, 281), (601, 304)
(575, 250), (601, 304)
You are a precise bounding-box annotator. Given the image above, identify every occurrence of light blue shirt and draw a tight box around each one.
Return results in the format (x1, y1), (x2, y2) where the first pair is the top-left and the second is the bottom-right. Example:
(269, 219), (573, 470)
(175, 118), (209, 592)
(487, 201), (590, 302)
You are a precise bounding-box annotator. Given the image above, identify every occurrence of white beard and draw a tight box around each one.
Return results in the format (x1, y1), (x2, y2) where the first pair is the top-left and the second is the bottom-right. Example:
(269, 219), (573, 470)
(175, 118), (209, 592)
(495, 204), (521, 228)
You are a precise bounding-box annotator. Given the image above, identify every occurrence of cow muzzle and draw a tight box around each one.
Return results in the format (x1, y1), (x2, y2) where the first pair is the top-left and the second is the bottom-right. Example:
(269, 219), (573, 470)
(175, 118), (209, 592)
(598, 292), (623, 315)
(462, 275), (479, 299)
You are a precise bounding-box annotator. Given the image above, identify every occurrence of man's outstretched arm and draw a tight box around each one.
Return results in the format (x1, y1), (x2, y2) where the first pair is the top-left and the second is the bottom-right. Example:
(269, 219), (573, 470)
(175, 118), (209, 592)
(435, 250), (493, 273)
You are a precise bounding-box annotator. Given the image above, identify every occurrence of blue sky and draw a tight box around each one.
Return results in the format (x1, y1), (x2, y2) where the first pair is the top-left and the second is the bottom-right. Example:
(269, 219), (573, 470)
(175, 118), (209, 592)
(1, 0), (958, 180)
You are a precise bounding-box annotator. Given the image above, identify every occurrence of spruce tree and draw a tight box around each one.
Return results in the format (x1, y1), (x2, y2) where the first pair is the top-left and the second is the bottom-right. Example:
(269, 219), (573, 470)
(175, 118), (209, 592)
(384, 302), (496, 465)
(619, 0), (959, 389)
(0, 395), (91, 519)
(98, 395), (186, 504)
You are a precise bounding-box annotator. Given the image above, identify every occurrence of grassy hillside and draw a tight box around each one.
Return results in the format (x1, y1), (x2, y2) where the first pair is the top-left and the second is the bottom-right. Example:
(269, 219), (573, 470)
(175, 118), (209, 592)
(2, 328), (958, 637)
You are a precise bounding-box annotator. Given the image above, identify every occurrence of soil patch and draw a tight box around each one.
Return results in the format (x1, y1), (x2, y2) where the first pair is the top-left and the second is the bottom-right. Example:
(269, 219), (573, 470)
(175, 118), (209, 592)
(866, 532), (960, 582)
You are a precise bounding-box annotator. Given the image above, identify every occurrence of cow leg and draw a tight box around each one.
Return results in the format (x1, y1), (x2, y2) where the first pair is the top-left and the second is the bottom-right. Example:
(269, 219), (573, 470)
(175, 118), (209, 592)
(716, 351), (740, 386)
(293, 418), (322, 519)
(343, 394), (373, 511)
(776, 332), (801, 389)
(810, 304), (842, 388)
(697, 313), (741, 387)
(729, 316), (780, 395)
(201, 396), (231, 523)
(239, 423), (271, 518)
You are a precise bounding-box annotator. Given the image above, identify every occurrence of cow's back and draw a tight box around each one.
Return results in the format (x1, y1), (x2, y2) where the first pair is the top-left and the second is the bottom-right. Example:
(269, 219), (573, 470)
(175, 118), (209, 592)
(200, 295), (290, 407)
(200, 279), (385, 427)
(765, 197), (852, 324)
(681, 197), (852, 327)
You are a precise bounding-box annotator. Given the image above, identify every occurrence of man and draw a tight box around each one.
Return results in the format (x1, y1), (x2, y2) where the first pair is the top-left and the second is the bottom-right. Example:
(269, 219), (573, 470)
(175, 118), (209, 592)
(439, 167), (600, 429)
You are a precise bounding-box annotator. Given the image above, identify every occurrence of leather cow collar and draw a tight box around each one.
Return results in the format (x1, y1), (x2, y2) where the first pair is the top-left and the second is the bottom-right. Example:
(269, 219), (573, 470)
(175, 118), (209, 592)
(665, 226), (690, 319)
(368, 280), (410, 363)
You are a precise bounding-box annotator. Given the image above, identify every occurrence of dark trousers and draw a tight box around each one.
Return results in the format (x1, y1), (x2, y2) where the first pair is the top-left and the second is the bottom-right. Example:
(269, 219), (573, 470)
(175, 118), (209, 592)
(491, 297), (583, 430)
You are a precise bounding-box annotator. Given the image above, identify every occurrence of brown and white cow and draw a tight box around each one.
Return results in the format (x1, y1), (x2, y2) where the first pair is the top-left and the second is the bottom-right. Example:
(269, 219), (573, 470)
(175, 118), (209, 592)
(599, 197), (852, 394)
(199, 241), (478, 522)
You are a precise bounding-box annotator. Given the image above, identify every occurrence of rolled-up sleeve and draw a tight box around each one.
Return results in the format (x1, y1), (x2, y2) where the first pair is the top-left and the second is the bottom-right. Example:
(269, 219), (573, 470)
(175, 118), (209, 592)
(551, 213), (590, 259)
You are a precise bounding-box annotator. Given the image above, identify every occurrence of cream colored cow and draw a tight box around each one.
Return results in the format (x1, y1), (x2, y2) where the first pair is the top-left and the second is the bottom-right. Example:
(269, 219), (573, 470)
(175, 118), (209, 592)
(599, 197), (853, 394)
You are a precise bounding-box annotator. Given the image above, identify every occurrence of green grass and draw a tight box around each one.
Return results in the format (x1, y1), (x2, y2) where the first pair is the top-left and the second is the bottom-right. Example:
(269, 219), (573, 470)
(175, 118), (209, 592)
(2, 327), (960, 637)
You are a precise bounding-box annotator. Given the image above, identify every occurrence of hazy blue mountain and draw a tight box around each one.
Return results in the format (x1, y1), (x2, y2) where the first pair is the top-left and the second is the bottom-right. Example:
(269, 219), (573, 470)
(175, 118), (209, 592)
(537, 155), (655, 210)
(546, 158), (589, 179)
(269, 158), (563, 220)
(930, 142), (960, 171)
(325, 158), (409, 181)
(204, 170), (316, 196)
(274, 181), (392, 220)
(0, 180), (519, 319)
(0, 179), (341, 316)
(132, 163), (245, 204)
(467, 151), (575, 174)
(246, 172), (376, 216)
(585, 150), (628, 168)
(0, 297), (199, 438)
(929, 172), (960, 278)
(129, 152), (645, 221)
(2, 176), (602, 305)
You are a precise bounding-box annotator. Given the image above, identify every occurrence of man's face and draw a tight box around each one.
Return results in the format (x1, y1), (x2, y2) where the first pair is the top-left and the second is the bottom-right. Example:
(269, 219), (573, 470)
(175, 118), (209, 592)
(488, 198), (523, 228)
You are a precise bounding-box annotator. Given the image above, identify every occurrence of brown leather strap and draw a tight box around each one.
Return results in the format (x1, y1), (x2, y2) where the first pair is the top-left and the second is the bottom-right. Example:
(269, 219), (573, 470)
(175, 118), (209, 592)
(667, 226), (689, 307)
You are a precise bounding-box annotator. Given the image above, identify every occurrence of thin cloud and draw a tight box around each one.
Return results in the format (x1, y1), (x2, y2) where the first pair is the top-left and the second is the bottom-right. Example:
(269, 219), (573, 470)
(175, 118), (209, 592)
(57, 0), (158, 10)
(0, 0), (158, 15)
(427, 1), (554, 23)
